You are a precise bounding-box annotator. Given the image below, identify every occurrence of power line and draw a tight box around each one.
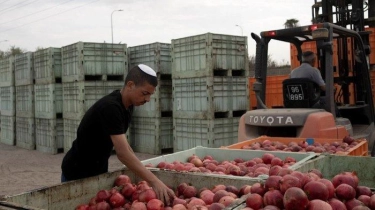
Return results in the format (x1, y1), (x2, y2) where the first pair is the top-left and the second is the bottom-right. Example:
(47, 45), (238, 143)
(0, 0), (74, 25)
(0, 0), (41, 16)
(0, 0), (30, 13)
(0, 0), (101, 33)
(0, 0), (13, 5)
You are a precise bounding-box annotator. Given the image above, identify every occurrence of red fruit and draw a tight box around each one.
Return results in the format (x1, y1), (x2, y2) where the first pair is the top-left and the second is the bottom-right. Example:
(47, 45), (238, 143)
(183, 186), (197, 198)
(219, 195), (235, 207)
(225, 185), (239, 195)
(211, 184), (226, 193)
(208, 203), (225, 210)
(189, 167), (201, 172)
(238, 185), (252, 197)
(245, 160), (257, 167)
(345, 199), (364, 210)
(356, 186), (372, 197)
(187, 198), (205, 209)
(328, 198), (347, 210)
(109, 192), (126, 208)
(227, 165), (242, 176)
(246, 193), (263, 209)
(358, 195), (371, 206)
(114, 175), (131, 187)
(187, 154), (198, 162)
(254, 167), (270, 177)
(177, 183), (189, 195)
(277, 168), (293, 177)
(213, 190), (229, 203)
(130, 201), (147, 210)
(200, 191), (214, 205)
(290, 171), (305, 183)
(251, 182), (266, 196)
(137, 183), (151, 191)
(308, 169), (323, 178)
(352, 206), (371, 210)
(303, 181), (329, 201)
(252, 157), (264, 164)
(132, 190), (141, 201)
(279, 175), (302, 194)
(317, 179), (335, 199)
(269, 166), (282, 176)
(335, 184), (356, 200)
(156, 161), (167, 169)
(307, 199), (332, 210)
(121, 183), (136, 198)
(262, 153), (275, 164)
(263, 205), (281, 210)
(265, 175), (282, 190)
(76, 204), (89, 210)
(96, 190), (111, 202)
(271, 157), (283, 167)
(206, 163), (217, 171)
(370, 194), (375, 209)
(165, 163), (175, 170)
(284, 156), (296, 163)
(95, 201), (111, 210)
(283, 187), (309, 210)
(343, 136), (355, 145)
(89, 197), (97, 206)
(263, 189), (283, 209)
(203, 155), (213, 160)
(139, 189), (157, 203)
(332, 172), (359, 188)
(234, 158), (245, 163)
(190, 158), (204, 167)
(147, 199), (164, 210)
(172, 204), (187, 210)
(173, 197), (187, 206)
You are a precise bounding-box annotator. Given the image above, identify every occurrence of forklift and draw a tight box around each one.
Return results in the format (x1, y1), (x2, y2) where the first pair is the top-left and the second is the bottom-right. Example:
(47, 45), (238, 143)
(238, 0), (375, 155)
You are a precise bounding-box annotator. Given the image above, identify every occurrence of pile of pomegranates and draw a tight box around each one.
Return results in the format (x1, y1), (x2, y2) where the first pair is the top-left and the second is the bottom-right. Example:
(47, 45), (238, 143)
(75, 174), (252, 210)
(243, 169), (375, 210)
(145, 153), (298, 178)
(240, 136), (362, 154)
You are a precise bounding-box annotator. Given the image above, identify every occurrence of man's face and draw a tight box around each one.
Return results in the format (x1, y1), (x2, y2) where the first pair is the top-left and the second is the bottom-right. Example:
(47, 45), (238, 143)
(129, 82), (155, 106)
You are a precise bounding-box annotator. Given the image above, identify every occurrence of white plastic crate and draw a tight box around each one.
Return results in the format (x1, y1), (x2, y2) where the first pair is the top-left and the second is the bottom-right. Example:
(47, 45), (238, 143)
(173, 77), (248, 118)
(62, 42), (127, 82)
(172, 33), (249, 78)
(16, 116), (35, 150)
(35, 118), (63, 154)
(34, 83), (62, 119)
(0, 115), (15, 145)
(0, 86), (16, 116)
(0, 56), (14, 87)
(129, 116), (173, 155)
(63, 118), (80, 152)
(34, 48), (62, 84)
(16, 84), (34, 118)
(15, 52), (34, 86)
(62, 81), (123, 120)
(128, 42), (171, 74)
(173, 117), (241, 152)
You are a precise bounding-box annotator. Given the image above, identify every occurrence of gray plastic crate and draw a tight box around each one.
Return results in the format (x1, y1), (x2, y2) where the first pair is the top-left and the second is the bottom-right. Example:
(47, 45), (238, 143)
(0, 86), (16, 116)
(34, 47), (62, 84)
(173, 77), (248, 119)
(172, 33), (249, 79)
(15, 52), (33, 86)
(0, 56), (14, 87)
(15, 84), (34, 118)
(63, 118), (80, 152)
(129, 116), (173, 155)
(34, 83), (62, 119)
(173, 117), (241, 152)
(128, 42), (171, 74)
(0, 115), (15, 145)
(35, 118), (63, 154)
(62, 42), (127, 82)
(63, 81), (123, 120)
(15, 116), (35, 150)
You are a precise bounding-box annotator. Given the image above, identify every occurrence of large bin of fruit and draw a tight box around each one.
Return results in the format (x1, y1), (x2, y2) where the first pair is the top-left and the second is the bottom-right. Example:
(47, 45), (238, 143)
(141, 146), (317, 178)
(1, 168), (268, 210)
(221, 136), (368, 156)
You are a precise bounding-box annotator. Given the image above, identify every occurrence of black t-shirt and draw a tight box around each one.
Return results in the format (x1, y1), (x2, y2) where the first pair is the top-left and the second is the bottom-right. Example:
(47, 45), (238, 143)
(61, 90), (133, 180)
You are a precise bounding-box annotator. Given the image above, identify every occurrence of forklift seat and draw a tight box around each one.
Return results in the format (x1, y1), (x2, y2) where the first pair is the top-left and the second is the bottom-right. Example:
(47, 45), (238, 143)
(282, 78), (321, 108)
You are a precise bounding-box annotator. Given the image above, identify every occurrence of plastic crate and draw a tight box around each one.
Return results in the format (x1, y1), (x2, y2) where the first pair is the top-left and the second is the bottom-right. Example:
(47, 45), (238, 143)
(61, 42), (127, 82)
(35, 118), (63, 154)
(33, 47), (62, 84)
(128, 42), (171, 75)
(294, 155), (375, 188)
(2, 168), (259, 210)
(129, 116), (173, 155)
(34, 83), (62, 119)
(172, 33), (249, 78)
(0, 56), (14, 87)
(62, 81), (122, 120)
(15, 84), (34, 118)
(0, 115), (15, 145)
(222, 135), (368, 156)
(173, 77), (248, 117)
(63, 118), (80, 152)
(14, 52), (33, 86)
(0, 86), (16, 116)
(15, 116), (35, 150)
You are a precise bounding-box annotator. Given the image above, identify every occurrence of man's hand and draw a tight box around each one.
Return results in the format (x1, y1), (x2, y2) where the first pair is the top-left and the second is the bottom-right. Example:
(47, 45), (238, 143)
(149, 180), (175, 206)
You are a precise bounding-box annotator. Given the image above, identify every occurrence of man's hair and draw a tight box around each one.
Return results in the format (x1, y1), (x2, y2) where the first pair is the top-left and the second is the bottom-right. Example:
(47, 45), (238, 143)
(125, 65), (158, 87)
(301, 51), (316, 63)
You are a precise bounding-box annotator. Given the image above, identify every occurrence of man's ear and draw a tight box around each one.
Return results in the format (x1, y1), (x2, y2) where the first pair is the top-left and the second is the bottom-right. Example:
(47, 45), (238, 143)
(126, 81), (135, 89)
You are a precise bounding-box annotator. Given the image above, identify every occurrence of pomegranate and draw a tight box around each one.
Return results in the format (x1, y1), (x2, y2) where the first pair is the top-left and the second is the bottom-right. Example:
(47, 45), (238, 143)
(187, 198), (206, 209)
(263, 205), (281, 210)
(332, 172), (359, 188)
(358, 195), (371, 207)
(265, 175), (282, 190)
(317, 179), (335, 199)
(200, 190), (214, 205)
(246, 193), (263, 209)
(225, 185), (239, 195)
(303, 181), (329, 201)
(147, 199), (164, 210)
(307, 199), (332, 210)
(250, 182), (267, 196)
(213, 190), (229, 203)
(218, 195), (235, 207)
(183, 185), (197, 198)
(156, 161), (167, 169)
(131, 190), (141, 201)
(263, 189), (283, 209)
(114, 175), (131, 187)
(328, 198), (347, 210)
(369, 194), (375, 209)
(121, 183), (136, 198)
(284, 156), (296, 163)
(76, 204), (89, 210)
(95, 201), (111, 210)
(173, 163), (185, 172)
(356, 186), (372, 197)
(335, 184), (356, 200)
(283, 187), (309, 210)
(139, 189), (157, 203)
(89, 197), (97, 206)
(96, 190), (111, 202)
(172, 204), (187, 210)
(187, 154), (198, 162)
(352, 206), (371, 210)
(238, 185), (252, 197)
(211, 184), (226, 193)
(177, 183), (189, 195)
(308, 169), (323, 178)
(190, 158), (203, 167)
(345, 199), (364, 210)
(277, 168), (293, 177)
(269, 166), (283, 176)
(262, 153), (275, 164)
(173, 197), (187, 206)
(109, 192), (126, 208)
(343, 136), (355, 144)
(279, 175), (302, 194)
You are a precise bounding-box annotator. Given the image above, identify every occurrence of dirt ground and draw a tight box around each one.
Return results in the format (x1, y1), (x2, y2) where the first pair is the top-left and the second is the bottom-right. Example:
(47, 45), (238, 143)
(0, 142), (158, 197)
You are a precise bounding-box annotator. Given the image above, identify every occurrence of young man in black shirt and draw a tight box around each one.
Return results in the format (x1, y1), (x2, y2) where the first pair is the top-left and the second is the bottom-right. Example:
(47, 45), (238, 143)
(61, 64), (175, 204)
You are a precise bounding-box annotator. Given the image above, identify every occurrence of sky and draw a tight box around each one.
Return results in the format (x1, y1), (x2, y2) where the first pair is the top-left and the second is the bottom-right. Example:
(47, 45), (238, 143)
(0, 0), (314, 64)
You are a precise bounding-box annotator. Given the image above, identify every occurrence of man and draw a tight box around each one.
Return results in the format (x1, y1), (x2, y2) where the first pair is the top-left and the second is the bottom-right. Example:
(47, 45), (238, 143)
(290, 51), (326, 91)
(61, 64), (175, 204)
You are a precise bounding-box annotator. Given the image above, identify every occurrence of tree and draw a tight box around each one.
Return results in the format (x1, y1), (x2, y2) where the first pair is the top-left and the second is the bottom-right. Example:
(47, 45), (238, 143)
(35, 46), (44, 51)
(284, 18), (300, 28)
(0, 45), (26, 59)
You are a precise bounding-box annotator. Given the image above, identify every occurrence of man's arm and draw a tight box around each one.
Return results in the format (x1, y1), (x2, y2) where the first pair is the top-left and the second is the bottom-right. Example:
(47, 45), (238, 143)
(111, 134), (175, 205)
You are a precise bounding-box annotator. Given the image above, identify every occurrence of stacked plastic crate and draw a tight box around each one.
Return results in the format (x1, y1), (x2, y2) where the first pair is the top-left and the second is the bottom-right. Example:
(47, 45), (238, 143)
(172, 33), (249, 152)
(0, 56), (16, 145)
(14, 52), (35, 150)
(61, 42), (127, 152)
(34, 48), (64, 154)
(128, 43), (173, 155)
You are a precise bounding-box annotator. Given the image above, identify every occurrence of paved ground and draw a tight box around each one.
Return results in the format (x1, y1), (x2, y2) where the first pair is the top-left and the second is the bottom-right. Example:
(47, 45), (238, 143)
(0, 143), (158, 197)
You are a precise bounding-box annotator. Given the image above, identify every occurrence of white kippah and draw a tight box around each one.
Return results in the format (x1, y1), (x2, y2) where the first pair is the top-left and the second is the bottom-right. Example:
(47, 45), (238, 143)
(138, 64), (156, 77)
